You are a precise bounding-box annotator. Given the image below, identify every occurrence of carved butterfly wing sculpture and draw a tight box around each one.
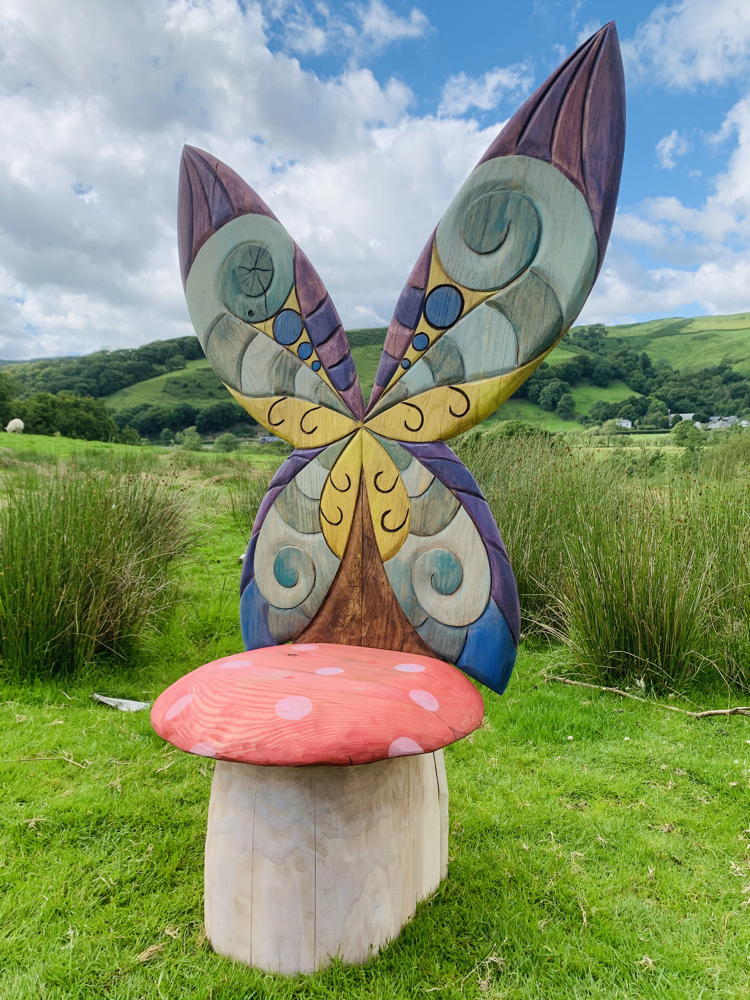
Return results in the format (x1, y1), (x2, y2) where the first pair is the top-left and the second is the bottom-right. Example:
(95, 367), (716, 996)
(178, 24), (625, 696)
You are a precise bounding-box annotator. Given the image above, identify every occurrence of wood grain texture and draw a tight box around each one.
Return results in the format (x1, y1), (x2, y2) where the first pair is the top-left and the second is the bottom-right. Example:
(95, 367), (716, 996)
(320, 432), (362, 558)
(204, 750), (448, 973)
(298, 485), (433, 656)
(227, 387), (358, 449)
(367, 354), (547, 443)
(478, 21), (625, 270)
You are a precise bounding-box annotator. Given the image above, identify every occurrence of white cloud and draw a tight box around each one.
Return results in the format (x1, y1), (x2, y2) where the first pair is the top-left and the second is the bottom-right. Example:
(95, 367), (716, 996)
(0, 0), (487, 360)
(264, 0), (430, 61)
(438, 63), (532, 117)
(624, 0), (750, 89)
(655, 129), (690, 169)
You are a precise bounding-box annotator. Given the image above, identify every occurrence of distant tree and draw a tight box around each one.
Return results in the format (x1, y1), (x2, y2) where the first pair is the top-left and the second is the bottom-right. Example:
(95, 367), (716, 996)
(556, 393), (576, 420)
(159, 427), (175, 445)
(672, 420), (704, 447)
(537, 379), (569, 411)
(175, 426), (203, 451)
(15, 392), (118, 441)
(195, 401), (238, 433)
(589, 400), (618, 424)
(214, 432), (239, 452)
(590, 360), (614, 387)
(0, 370), (16, 426)
(119, 426), (141, 445)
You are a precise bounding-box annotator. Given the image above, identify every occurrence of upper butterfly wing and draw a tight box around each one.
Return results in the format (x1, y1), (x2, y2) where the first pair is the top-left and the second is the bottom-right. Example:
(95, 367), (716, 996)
(366, 22), (625, 442)
(179, 146), (364, 448)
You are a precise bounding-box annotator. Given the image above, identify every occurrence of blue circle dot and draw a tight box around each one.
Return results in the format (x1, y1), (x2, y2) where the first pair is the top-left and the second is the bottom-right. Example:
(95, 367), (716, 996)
(401, 358), (411, 369)
(311, 360), (321, 371)
(273, 309), (303, 345)
(412, 332), (430, 351)
(297, 341), (313, 360)
(424, 285), (463, 329)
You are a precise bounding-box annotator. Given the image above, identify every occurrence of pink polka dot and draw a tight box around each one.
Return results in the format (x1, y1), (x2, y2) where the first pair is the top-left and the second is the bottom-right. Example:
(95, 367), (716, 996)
(292, 644), (318, 651)
(388, 737), (423, 757)
(219, 658), (255, 670)
(409, 689), (439, 712)
(394, 662), (425, 673)
(275, 696), (313, 720)
(189, 742), (216, 758)
(165, 693), (193, 720)
(315, 667), (344, 675)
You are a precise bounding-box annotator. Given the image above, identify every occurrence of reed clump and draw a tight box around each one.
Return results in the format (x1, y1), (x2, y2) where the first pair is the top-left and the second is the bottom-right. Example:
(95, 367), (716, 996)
(459, 427), (749, 693)
(0, 466), (190, 680)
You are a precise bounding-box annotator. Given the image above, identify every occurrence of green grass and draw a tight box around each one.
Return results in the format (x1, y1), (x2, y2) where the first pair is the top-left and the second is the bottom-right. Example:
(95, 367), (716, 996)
(487, 399), (579, 432)
(2, 431), (749, 997)
(1, 653), (749, 999)
(606, 313), (750, 374)
(106, 359), (226, 412)
(570, 379), (635, 414)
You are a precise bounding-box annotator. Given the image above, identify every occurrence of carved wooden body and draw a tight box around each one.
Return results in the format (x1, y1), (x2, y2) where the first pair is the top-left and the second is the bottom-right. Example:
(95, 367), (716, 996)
(153, 21), (625, 975)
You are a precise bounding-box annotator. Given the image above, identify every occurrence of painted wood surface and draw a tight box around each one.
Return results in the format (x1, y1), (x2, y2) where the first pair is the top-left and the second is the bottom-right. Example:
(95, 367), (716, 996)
(151, 642), (484, 766)
(175, 22), (625, 697)
(204, 750), (448, 973)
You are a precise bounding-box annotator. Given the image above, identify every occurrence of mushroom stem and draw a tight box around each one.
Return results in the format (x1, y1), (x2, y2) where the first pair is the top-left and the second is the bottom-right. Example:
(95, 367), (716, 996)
(204, 751), (448, 973)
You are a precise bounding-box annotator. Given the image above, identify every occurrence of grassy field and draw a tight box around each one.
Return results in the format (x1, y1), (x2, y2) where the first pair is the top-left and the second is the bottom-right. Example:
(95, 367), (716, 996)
(2, 651), (749, 1000)
(1, 431), (748, 998)
(609, 313), (750, 374)
(106, 359), (227, 411)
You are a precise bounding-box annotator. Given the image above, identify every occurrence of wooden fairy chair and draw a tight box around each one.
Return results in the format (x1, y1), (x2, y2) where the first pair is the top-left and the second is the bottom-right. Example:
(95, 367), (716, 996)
(152, 23), (625, 974)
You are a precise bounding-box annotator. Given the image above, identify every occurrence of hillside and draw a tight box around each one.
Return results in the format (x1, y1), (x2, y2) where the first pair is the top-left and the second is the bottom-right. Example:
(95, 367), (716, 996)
(608, 312), (750, 374)
(2, 312), (749, 436)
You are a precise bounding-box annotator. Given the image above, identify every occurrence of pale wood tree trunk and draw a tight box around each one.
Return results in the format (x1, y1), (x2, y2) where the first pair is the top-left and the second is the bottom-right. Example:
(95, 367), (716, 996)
(204, 751), (448, 973)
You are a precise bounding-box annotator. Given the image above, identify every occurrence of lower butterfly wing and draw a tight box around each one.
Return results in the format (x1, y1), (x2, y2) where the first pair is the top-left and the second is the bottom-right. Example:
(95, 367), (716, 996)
(374, 436), (519, 694)
(240, 438), (352, 648)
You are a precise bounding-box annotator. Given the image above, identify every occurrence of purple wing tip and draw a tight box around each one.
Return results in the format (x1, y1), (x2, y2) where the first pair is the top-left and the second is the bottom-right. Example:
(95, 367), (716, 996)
(178, 145), (276, 286)
(481, 21), (625, 265)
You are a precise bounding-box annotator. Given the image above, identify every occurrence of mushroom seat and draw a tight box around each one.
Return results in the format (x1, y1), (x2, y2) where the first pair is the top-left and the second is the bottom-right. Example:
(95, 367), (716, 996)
(151, 642), (484, 766)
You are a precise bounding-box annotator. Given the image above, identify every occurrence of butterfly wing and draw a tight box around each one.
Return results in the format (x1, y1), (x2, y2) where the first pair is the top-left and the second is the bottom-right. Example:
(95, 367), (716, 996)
(178, 148), (366, 646)
(239, 439), (354, 647)
(179, 145), (364, 449)
(366, 23), (625, 438)
(356, 24), (624, 690)
(371, 436), (518, 693)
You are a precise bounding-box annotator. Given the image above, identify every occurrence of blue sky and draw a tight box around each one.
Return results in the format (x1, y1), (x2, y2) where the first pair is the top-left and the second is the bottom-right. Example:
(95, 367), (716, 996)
(0, 0), (749, 358)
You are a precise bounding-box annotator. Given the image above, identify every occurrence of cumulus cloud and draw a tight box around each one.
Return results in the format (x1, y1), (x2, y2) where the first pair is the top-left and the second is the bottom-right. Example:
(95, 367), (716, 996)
(624, 0), (750, 89)
(580, 91), (750, 325)
(438, 63), (532, 117)
(655, 129), (690, 168)
(264, 0), (430, 60)
(0, 0), (483, 360)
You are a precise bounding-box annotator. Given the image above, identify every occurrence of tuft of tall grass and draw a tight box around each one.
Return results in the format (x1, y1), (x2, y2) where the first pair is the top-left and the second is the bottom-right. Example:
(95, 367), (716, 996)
(227, 469), (271, 540)
(457, 427), (748, 693)
(554, 490), (720, 692)
(457, 429), (618, 636)
(0, 466), (191, 680)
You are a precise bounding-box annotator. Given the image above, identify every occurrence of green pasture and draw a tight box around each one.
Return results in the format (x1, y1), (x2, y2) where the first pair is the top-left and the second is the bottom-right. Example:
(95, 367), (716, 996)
(0, 430), (748, 998)
(608, 312), (750, 374)
(106, 359), (226, 412)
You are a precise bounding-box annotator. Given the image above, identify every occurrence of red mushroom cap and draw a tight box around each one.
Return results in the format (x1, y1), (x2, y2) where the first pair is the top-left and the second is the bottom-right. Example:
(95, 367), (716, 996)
(151, 643), (484, 766)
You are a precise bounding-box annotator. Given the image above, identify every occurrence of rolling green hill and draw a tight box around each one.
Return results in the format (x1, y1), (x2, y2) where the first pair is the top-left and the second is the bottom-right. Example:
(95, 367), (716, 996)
(106, 359), (225, 410)
(608, 312), (750, 374)
(4, 311), (749, 436)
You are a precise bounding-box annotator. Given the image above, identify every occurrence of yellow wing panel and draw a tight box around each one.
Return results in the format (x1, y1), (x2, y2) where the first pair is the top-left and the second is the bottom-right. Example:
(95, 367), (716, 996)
(366, 351), (549, 443)
(227, 387), (359, 449)
(320, 432), (363, 558)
